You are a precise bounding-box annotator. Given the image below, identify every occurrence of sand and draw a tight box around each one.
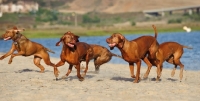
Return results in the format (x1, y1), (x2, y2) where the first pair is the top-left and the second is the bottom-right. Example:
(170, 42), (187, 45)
(0, 53), (200, 101)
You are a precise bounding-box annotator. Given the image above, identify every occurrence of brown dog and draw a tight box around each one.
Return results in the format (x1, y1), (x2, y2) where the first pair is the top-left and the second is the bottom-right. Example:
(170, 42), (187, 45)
(54, 31), (93, 81)
(106, 25), (159, 83)
(143, 41), (193, 81)
(56, 35), (122, 73)
(90, 44), (122, 72)
(0, 27), (56, 73)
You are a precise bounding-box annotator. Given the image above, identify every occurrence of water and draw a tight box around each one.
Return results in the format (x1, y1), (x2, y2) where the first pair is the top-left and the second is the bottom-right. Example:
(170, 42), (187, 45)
(0, 31), (200, 70)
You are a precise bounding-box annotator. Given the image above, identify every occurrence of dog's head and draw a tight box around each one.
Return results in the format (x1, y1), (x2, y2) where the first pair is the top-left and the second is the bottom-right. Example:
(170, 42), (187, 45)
(2, 26), (24, 41)
(56, 31), (79, 48)
(106, 33), (125, 50)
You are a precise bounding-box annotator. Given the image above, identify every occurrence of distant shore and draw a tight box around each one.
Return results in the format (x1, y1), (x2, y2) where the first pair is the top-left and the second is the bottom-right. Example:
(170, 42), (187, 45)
(0, 23), (200, 38)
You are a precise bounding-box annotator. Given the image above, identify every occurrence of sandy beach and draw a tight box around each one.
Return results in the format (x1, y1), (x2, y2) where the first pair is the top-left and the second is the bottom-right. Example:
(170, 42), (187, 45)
(0, 53), (200, 101)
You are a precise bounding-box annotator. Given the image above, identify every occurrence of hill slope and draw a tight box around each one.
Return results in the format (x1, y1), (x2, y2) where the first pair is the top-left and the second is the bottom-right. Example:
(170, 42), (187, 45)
(59, 0), (200, 14)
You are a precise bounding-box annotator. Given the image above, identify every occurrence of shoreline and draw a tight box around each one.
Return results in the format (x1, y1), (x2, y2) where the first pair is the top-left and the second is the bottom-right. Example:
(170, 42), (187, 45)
(1, 24), (200, 38)
(0, 55), (200, 101)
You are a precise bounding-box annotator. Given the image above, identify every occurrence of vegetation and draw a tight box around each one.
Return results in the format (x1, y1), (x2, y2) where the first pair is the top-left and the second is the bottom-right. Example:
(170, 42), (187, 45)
(82, 13), (100, 23)
(168, 18), (182, 24)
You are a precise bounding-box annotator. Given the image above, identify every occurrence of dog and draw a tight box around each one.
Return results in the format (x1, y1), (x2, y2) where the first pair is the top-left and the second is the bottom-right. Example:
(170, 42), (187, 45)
(54, 31), (93, 81)
(89, 44), (122, 73)
(0, 27), (56, 73)
(106, 25), (159, 83)
(143, 41), (193, 81)
(56, 34), (122, 73)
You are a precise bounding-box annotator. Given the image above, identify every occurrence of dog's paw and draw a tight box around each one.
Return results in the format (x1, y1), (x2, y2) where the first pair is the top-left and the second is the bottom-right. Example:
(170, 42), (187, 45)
(131, 75), (136, 78)
(0, 56), (4, 60)
(133, 80), (139, 83)
(81, 73), (86, 77)
(40, 70), (45, 73)
(79, 77), (84, 81)
(54, 68), (59, 77)
(61, 75), (68, 79)
(8, 61), (12, 64)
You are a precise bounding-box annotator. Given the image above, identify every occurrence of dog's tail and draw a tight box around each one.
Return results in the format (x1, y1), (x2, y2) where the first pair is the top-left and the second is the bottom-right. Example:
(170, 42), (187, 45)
(111, 53), (122, 59)
(182, 45), (193, 49)
(152, 25), (157, 39)
(45, 47), (55, 54)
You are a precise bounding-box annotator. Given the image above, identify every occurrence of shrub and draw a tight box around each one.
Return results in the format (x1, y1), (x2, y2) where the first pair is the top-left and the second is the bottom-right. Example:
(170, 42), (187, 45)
(168, 18), (182, 24)
(82, 14), (100, 23)
(183, 13), (200, 21)
(35, 8), (58, 22)
(131, 21), (136, 26)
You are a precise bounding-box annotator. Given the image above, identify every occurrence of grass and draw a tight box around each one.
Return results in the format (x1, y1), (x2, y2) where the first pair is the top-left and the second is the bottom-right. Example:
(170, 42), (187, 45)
(0, 23), (200, 39)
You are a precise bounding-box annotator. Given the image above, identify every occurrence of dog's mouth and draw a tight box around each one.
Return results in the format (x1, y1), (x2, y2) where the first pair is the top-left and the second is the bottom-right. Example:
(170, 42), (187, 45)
(108, 43), (116, 47)
(3, 36), (12, 41)
(67, 43), (75, 48)
(108, 43), (116, 50)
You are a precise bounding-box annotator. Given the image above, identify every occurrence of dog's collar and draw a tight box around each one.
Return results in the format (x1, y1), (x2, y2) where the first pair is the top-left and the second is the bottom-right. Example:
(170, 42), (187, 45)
(13, 34), (22, 42)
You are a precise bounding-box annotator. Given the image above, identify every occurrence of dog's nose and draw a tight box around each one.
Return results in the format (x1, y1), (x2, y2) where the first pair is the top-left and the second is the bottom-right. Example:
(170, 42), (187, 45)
(106, 38), (110, 43)
(1, 34), (4, 38)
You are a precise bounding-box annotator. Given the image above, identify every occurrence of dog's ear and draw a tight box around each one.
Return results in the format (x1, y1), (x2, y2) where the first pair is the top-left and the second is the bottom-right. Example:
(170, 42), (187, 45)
(118, 33), (125, 48)
(74, 35), (79, 42)
(12, 28), (25, 34)
(56, 35), (65, 46)
(13, 26), (18, 30)
(65, 31), (71, 35)
(55, 40), (61, 46)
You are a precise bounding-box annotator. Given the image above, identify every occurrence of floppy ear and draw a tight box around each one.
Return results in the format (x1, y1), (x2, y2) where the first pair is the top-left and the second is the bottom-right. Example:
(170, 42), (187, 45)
(56, 35), (65, 46)
(117, 34), (125, 48)
(12, 28), (25, 34)
(65, 31), (71, 35)
(74, 35), (79, 42)
(13, 26), (18, 30)
(55, 39), (62, 46)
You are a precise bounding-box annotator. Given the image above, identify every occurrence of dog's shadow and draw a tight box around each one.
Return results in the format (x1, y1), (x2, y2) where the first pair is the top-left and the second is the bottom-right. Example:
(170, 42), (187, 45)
(166, 78), (178, 82)
(55, 74), (96, 81)
(15, 68), (51, 73)
(110, 76), (133, 82)
(111, 76), (166, 82)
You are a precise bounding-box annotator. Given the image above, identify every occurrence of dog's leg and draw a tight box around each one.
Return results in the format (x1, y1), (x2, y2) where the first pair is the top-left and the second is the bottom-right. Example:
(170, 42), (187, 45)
(166, 56), (177, 77)
(179, 62), (184, 81)
(171, 65), (177, 77)
(55, 60), (65, 78)
(129, 63), (136, 78)
(94, 58), (100, 72)
(94, 55), (110, 73)
(174, 59), (184, 81)
(94, 65), (100, 73)
(76, 64), (84, 81)
(173, 49), (184, 81)
(62, 64), (73, 79)
(82, 54), (90, 77)
(0, 51), (14, 60)
(156, 62), (163, 81)
(0, 44), (16, 61)
(8, 51), (25, 64)
(41, 52), (56, 67)
(133, 60), (141, 83)
(33, 56), (45, 73)
(40, 52), (58, 75)
(143, 57), (153, 79)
